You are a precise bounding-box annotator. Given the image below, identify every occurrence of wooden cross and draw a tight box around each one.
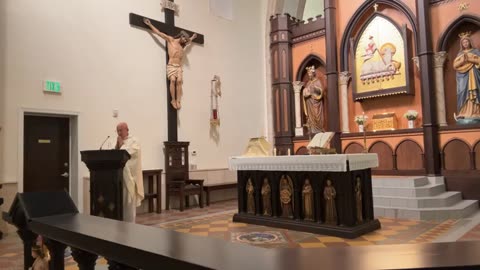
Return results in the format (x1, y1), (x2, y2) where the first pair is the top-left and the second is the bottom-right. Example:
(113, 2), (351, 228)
(129, 1), (204, 142)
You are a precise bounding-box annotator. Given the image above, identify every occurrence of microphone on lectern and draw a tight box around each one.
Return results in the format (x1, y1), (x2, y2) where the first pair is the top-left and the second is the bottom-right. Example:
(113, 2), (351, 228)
(99, 136), (110, 150)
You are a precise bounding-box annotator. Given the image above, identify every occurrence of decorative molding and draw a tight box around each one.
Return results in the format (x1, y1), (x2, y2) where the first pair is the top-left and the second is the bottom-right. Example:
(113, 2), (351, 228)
(292, 30), (326, 43)
(430, 0), (458, 6)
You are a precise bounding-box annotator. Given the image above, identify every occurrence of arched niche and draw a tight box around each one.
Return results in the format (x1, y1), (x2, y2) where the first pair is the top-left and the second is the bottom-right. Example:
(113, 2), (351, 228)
(436, 15), (480, 125)
(368, 141), (394, 170)
(344, 142), (364, 154)
(474, 141), (480, 170)
(443, 139), (471, 170)
(339, 0), (418, 72)
(295, 55), (327, 130)
(395, 140), (424, 170)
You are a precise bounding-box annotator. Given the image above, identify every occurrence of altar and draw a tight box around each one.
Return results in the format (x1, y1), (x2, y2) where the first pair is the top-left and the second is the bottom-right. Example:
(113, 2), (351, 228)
(228, 154), (380, 238)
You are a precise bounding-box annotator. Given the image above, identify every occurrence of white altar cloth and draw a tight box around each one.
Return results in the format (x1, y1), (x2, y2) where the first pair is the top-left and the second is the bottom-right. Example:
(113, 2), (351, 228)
(228, 154), (378, 172)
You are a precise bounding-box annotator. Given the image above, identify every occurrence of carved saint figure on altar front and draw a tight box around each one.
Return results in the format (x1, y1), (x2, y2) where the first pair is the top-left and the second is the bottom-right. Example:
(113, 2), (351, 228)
(261, 178), (272, 216)
(280, 175), (294, 218)
(246, 178), (255, 214)
(303, 66), (325, 134)
(323, 179), (337, 225)
(355, 177), (363, 223)
(453, 32), (480, 120)
(302, 179), (314, 221)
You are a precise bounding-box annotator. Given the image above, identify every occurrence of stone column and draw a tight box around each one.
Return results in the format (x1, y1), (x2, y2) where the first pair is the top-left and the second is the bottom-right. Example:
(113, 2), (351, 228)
(434, 51), (448, 126)
(339, 72), (351, 133)
(292, 81), (304, 136)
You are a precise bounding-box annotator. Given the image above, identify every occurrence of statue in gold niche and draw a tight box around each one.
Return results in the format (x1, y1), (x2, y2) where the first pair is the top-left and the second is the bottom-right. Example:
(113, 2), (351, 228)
(280, 175), (294, 218)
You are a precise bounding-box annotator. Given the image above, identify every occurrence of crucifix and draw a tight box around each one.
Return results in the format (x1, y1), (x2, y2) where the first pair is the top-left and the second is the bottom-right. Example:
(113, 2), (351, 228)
(129, 0), (205, 142)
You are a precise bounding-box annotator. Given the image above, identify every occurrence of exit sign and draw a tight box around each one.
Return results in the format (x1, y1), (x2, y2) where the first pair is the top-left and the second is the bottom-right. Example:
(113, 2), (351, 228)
(44, 80), (61, 93)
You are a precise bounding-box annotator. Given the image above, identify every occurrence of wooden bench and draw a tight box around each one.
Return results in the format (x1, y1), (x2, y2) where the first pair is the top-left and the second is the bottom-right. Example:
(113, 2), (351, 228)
(203, 182), (237, 206)
(143, 169), (162, 213)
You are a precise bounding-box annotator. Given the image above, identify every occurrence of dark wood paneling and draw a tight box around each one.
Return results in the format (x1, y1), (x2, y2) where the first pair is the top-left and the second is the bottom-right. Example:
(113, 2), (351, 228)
(344, 143), (364, 154)
(417, 0), (441, 175)
(324, 0), (341, 153)
(443, 139), (471, 170)
(270, 15), (295, 153)
(444, 173), (480, 201)
(369, 142), (394, 170)
(396, 140), (424, 170)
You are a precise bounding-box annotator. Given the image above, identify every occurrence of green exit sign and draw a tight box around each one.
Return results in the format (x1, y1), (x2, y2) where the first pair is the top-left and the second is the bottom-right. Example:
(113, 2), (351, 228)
(44, 80), (61, 93)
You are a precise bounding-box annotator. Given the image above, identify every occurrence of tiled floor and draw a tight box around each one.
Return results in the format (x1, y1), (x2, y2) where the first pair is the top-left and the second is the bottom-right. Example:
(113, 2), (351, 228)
(1, 199), (480, 270)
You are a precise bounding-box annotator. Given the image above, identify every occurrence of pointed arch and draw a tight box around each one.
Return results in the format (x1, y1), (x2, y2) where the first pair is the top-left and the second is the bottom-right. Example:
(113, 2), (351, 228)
(437, 14), (480, 51)
(295, 54), (326, 81)
(339, 0), (418, 71)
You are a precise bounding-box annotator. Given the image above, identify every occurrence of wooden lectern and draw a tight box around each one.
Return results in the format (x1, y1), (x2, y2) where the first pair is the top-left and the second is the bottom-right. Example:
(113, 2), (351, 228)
(81, 150), (130, 220)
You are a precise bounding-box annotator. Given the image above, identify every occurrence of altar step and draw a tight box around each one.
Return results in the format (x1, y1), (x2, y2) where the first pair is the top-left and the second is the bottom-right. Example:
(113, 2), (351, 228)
(372, 176), (479, 220)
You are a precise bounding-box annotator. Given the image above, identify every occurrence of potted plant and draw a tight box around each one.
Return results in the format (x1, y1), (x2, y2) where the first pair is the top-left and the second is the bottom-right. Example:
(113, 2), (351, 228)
(404, 110), (418, 128)
(354, 115), (368, 132)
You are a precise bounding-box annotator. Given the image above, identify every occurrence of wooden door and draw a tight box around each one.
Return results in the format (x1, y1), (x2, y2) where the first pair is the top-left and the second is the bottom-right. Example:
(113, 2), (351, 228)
(24, 115), (70, 192)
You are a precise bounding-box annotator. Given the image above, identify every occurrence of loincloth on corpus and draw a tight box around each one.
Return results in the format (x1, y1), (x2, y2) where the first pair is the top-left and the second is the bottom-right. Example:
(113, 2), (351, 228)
(167, 64), (183, 80)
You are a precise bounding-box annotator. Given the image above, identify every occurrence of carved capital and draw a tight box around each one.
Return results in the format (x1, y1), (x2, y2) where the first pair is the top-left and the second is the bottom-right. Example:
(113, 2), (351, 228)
(434, 51), (448, 68)
(339, 71), (351, 86)
(412, 56), (420, 71)
(292, 81), (304, 93)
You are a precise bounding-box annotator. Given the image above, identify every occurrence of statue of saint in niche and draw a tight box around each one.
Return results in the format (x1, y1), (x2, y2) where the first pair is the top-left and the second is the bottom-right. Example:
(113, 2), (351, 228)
(453, 32), (480, 122)
(246, 179), (255, 214)
(302, 179), (314, 221)
(279, 175), (294, 218)
(303, 66), (325, 134)
(261, 178), (272, 216)
(355, 177), (363, 223)
(323, 179), (337, 225)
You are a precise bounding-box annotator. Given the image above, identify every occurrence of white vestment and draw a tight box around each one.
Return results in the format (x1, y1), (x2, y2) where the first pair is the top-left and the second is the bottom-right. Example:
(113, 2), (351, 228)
(118, 136), (144, 222)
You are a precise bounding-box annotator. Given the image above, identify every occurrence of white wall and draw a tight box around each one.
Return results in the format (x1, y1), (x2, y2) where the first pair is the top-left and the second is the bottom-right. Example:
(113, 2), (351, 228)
(0, 0), (268, 209)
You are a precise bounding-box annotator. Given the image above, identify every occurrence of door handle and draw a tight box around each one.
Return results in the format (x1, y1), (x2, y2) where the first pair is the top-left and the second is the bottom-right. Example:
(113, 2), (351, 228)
(61, 172), (69, 178)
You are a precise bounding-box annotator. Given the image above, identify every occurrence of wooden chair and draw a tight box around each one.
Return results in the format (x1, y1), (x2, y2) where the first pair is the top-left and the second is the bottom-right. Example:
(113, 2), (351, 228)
(164, 142), (204, 212)
(143, 169), (162, 213)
